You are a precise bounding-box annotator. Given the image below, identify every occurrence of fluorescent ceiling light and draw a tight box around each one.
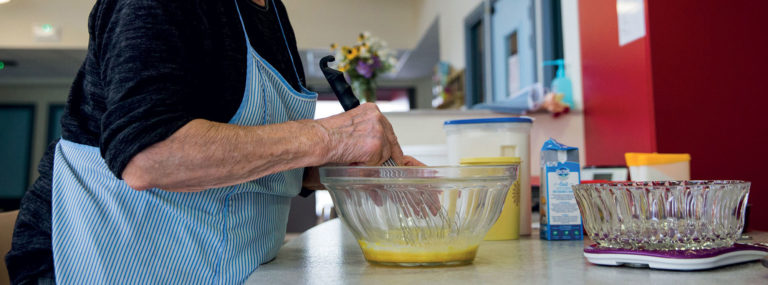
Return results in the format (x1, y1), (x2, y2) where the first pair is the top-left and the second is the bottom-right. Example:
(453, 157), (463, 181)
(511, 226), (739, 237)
(0, 0), (10, 4)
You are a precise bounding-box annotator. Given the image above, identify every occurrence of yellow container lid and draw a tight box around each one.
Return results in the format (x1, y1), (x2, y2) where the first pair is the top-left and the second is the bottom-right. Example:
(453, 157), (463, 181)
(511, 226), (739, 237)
(460, 157), (521, 165)
(625, 152), (690, 166)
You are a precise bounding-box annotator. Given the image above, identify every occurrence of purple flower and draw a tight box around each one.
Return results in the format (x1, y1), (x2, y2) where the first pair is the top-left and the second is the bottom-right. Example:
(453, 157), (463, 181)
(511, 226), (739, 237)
(371, 55), (382, 69)
(356, 56), (382, 79)
(356, 61), (374, 78)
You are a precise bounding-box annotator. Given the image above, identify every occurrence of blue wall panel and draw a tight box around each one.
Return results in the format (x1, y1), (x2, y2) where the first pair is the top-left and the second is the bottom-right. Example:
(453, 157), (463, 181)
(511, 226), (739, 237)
(48, 104), (65, 145)
(492, 0), (537, 102)
(0, 105), (35, 199)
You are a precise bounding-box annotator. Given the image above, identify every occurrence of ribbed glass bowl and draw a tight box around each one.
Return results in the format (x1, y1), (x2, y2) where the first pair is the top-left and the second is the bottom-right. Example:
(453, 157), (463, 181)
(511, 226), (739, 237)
(320, 166), (518, 266)
(572, 180), (750, 251)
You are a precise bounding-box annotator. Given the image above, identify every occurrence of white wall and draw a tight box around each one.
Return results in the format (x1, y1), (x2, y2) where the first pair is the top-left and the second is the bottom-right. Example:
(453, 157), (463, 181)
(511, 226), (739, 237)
(0, 0), (577, 90)
(284, 0), (421, 50)
(0, 0), (488, 71)
(0, 0), (94, 49)
(385, 110), (586, 176)
(0, 0), (423, 50)
(414, 0), (483, 69)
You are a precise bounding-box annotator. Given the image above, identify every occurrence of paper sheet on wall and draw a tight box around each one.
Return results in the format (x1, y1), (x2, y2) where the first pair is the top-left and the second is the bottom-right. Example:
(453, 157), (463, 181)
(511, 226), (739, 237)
(617, 0), (646, 46)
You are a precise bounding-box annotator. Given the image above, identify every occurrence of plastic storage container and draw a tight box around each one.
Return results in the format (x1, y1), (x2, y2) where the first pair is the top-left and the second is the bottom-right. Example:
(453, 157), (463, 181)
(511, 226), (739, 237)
(625, 153), (691, 181)
(444, 117), (533, 235)
(460, 157), (521, 240)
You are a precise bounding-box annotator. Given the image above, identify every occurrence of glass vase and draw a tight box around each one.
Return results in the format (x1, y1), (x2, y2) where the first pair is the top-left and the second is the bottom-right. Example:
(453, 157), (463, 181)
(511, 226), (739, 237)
(351, 78), (377, 103)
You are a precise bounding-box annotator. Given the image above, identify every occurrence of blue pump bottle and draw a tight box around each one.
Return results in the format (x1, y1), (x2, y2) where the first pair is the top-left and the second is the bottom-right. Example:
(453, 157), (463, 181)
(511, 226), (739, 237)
(542, 59), (574, 108)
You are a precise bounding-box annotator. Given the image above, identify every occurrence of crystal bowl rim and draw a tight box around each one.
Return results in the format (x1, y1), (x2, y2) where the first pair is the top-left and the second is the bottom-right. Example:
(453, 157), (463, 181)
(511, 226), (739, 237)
(572, 180), (750, 188)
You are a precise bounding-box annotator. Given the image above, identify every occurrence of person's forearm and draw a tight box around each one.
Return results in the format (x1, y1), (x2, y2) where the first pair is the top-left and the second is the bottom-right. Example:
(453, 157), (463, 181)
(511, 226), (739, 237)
(124, 103), (404, 192)
(123, 119), (329, 192)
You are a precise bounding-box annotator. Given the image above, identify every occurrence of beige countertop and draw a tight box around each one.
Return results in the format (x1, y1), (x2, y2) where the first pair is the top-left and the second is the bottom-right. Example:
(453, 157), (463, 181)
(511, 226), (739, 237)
(247, 219), (768, 284)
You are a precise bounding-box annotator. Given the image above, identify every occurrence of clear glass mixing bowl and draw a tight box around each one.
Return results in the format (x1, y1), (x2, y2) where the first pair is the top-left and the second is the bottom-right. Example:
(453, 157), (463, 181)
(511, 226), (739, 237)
(320, 165), (519, 266)
(572, 180), (750, 251)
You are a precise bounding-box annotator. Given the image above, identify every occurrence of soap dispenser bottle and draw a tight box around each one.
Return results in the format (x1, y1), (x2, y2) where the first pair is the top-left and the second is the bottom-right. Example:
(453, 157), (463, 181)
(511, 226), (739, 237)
(543, 59), (574, 108)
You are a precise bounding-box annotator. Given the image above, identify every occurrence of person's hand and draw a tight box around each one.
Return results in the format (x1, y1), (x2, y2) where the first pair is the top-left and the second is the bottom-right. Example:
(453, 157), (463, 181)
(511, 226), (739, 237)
(315, 106), (441, 216)
(316, 103), (404, 166)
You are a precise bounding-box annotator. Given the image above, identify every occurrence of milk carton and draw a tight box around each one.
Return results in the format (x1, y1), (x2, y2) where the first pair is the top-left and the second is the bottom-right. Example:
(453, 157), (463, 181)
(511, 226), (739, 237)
(540, 139), (582, 240)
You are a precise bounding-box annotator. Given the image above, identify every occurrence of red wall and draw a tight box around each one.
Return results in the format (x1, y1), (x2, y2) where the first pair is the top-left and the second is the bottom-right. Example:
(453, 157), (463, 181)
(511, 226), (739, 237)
(647, 1), (768, 230)
(580, 0), (657, 166)
(580, 0), (768, 230)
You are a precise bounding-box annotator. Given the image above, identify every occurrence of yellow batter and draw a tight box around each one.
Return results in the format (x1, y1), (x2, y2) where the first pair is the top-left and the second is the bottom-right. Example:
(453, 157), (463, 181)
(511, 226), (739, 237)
(358, 240), (479, 264)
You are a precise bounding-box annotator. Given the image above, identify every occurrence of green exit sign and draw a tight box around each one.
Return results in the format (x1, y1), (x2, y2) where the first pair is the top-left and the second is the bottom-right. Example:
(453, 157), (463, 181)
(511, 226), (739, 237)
(0, 61), (5, 70)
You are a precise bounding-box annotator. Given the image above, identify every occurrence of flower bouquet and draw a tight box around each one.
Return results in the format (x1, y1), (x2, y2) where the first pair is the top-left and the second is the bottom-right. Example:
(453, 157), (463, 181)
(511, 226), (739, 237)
(331, 32), (397, 103)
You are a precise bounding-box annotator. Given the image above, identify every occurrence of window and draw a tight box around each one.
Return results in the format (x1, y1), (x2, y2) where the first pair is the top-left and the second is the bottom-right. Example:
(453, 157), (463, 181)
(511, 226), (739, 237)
(313, 87), (413, 119)
(0, 105), (34, 211)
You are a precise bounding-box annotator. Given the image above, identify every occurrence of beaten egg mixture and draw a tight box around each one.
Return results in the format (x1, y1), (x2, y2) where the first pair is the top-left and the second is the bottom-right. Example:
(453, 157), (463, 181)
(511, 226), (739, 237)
(358, 240), (479, 264)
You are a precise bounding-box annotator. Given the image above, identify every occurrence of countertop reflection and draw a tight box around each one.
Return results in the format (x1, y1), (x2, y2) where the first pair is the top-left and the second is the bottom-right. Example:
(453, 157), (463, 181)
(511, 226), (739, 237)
(247, 220), (767, 285)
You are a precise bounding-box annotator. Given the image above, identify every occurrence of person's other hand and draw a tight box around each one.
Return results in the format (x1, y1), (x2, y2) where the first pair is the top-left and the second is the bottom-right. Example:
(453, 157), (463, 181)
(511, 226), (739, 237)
(316, 103), (404, 166)
(380, 155), (441, 218)
(361, 154), (427, 207)
(398, 156), (441, 217)
(401, 155), (425, 166)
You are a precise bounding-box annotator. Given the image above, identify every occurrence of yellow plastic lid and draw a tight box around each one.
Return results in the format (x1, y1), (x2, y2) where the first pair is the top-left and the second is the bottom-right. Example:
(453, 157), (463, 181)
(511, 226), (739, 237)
(460, 157), (521, 165)
(625, 153), (690, 166)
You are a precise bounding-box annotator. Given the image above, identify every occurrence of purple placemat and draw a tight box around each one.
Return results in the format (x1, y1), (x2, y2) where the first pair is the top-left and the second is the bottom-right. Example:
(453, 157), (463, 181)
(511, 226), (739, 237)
(584, 243), (768, 259)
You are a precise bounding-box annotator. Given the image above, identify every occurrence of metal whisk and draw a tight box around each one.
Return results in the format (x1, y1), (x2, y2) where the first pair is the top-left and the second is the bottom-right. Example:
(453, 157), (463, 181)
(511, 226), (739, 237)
(320, 55), (399, 167)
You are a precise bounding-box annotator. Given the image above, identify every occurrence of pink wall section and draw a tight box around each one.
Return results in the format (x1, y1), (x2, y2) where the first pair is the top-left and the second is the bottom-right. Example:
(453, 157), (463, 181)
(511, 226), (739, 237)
(580, 0), (768, 229)
(646, 1), (768, 230)
(579, 0), (657, 167)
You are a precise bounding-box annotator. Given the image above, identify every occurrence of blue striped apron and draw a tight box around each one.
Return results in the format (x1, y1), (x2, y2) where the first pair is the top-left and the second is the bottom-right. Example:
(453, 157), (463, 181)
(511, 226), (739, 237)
(51, 0), (317, 283)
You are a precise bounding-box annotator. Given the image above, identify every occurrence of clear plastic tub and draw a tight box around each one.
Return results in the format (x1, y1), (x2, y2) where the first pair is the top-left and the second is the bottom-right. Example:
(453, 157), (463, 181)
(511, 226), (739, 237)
(625, 153), (690, 181)
(444, 117), (533, 235)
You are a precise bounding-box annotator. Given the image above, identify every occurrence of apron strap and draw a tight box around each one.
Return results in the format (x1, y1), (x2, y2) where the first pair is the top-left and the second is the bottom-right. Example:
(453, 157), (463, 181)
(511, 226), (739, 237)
(270, 0), (309, 92)
(232, 0), (251, 43)
(233, 0), (309, 93)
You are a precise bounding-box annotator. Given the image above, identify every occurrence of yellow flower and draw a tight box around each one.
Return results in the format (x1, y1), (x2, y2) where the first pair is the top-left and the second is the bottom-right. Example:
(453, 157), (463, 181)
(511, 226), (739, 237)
(358, 31), (370, 42)
(337, 62), (349, 72)
(330, 43), (337, 51)
(342, 46), (359, 60)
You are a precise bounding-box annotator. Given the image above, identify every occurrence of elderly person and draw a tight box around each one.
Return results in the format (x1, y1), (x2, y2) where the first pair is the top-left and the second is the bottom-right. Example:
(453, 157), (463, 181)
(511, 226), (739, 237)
(6, 0), (419, 283)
